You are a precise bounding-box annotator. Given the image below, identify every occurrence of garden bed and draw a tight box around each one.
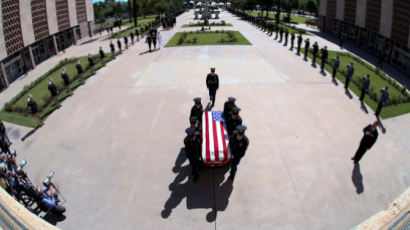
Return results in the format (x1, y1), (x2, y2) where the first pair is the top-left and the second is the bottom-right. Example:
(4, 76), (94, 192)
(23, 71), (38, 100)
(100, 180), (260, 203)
(182, 21), (233, 27)
(301, 48), (410, 119)
(165, 30), (252, 47)
(0, 52), (119, 127)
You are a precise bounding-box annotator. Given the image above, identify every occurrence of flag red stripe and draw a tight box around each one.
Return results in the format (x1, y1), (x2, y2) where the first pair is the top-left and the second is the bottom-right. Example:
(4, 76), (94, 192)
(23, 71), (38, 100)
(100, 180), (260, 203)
(212, 121), (219, 161)
(220, 122), (228, 160)
(205, 112), (210, 161)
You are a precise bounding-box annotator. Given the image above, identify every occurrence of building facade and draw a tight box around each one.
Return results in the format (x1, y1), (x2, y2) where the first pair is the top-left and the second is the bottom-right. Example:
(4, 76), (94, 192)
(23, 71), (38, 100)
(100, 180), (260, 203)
(318, 0), (410, 78)
(0, 0), (94, 91)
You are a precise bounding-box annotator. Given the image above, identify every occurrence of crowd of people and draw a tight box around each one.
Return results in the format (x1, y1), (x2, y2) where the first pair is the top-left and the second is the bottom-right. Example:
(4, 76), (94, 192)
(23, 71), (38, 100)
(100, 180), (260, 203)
(229, 9), (390, 118)
(184, 68), (249, 182)
(0, 120), (65, 216)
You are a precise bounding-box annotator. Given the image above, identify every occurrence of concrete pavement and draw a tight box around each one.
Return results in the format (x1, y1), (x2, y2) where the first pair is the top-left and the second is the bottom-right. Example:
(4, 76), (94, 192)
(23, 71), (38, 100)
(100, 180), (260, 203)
(2, 10), (409, 230)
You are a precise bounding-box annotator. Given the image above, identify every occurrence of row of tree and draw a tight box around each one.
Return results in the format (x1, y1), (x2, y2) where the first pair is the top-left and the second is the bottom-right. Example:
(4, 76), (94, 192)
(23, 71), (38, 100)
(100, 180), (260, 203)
(229, 0), (319, 23)
(94, 0), (184, 25)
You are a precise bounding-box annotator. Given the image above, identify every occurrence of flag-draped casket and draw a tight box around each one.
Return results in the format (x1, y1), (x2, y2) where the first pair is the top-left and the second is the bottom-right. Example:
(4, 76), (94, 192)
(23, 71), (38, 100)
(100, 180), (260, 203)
(201, 111), (231, 166)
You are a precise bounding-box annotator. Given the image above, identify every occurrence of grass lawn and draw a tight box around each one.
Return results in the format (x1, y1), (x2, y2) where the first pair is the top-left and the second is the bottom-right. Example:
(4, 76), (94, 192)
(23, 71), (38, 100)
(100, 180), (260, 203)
(182, 23), (233, 27)
(165, 31), (252, 47)
(301, 48), (410, 119)
(96, 14), (159, 29)
(103, 17), (158, 40)
(0, 52), (118, 128)
(247, 11), (309, 24)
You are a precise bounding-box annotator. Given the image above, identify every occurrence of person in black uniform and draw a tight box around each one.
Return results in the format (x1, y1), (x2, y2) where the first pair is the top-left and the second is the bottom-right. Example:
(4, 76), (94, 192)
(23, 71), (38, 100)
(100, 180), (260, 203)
(229, 125), (249, 180)
(223, 97), (236, 126)
(352, 121), (379, 163)
(146, 35), (152, 52)
(320, 46), (328, 72)
(117, 39), (122, 53)
(312, 41), (319, 66)
(279, 27), (283, 42)
(99, 47), (106, 66)
(190, 97), (203, 122)
(110, 40), (115, 58)
(76, 60), (84, 83)
(189, 116), (201, 135)
(47, 78), (60, 108)
(124, 36), (128, 49)
(27, 94), (43, 127)
(227, 106), (242, 136)
(284, 29), (289, 46)
(206, 68), (219, 107)
(152, 33), (157, 50)
(130, 32), (135, 45)
(297, 33), (303, 55)
(304, 38), (310, 60)
(290, 33), (295, 50)
(61, 68), (72, 95)
(0, 121), (11, 146)
(88, 53), (95, 74)
(274, 23), (279, 40)
(184, 127), (201, 182)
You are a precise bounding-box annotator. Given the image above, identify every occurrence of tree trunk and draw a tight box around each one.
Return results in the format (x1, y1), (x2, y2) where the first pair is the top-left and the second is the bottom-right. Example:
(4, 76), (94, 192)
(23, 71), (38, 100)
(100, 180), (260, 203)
(133, 0), (138, 27)
(275, 0), (280, 24)
(128, 0), (132, 23)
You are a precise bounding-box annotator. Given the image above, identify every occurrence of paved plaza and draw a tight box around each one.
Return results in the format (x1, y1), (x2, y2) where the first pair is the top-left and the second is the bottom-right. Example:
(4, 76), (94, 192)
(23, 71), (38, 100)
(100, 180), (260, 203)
(3, 10), (410, 229)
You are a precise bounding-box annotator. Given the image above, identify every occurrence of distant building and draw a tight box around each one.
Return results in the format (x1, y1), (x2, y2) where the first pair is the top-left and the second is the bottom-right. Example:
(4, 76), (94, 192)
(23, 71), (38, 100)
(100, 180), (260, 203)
(318, 0), (410, 77)
(0, 0), (94, 91)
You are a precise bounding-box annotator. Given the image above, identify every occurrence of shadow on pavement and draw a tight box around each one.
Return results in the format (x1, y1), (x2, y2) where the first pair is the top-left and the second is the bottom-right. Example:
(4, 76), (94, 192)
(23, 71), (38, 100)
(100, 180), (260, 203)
(352, 163), (364, 194)
(376, 117), (387, 134)
(42, 213), (66, 226)
(161, 148), (233, 222)
(344, 89), (353, 99)
(21, 127), (40, 142)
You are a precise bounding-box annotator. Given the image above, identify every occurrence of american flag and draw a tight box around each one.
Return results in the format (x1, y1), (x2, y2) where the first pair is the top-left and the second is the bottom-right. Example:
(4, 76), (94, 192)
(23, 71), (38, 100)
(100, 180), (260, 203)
(202, 111), (231, 167)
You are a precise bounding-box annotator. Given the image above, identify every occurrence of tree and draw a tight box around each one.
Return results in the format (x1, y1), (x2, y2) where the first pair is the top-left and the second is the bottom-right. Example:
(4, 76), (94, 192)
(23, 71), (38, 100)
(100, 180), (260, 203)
(305, 0), (318, 16)
(282, 0), (298, 21)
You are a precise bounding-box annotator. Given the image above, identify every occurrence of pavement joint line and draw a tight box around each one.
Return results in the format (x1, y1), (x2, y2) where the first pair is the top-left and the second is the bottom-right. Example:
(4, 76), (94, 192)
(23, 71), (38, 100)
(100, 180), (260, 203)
(213, 168), (217, 230)
(124, 91), (167, 216)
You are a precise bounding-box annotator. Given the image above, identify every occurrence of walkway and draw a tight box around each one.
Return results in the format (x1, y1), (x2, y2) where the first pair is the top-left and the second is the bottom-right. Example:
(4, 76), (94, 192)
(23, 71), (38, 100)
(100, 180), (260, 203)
(2, 10), (409, 230)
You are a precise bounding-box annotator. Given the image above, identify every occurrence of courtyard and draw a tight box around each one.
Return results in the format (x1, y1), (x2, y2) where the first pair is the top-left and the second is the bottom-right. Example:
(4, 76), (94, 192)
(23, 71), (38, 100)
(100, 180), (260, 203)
(2, 10), (409, 230)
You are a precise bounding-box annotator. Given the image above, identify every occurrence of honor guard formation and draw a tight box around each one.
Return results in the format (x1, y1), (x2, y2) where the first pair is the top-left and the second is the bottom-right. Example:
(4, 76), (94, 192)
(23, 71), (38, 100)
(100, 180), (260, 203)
(185, 68), (249, 182)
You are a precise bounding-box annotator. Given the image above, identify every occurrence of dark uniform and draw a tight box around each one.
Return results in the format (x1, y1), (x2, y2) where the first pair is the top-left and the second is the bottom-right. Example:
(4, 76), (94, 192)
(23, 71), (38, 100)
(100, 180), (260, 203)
(227, 107), (242, 136)
(321, 47), (328, 71)
(352, 123), (378, 163)
(110, 42), (115, 55)
(284, 30), (289, 46)
(117, 39), (122, 53)
(206, 68), (219, 106)
(223, 97), (236, 121)
(274, 24), (279, 40)
(184, 127), (201, 181)
(290, 33), (295, 50)
(27, 98), (38, 115)
(48, 81), (58, 97)
(279, 27), (283, 42)
(190, 116), (201, 136)
(297, 34), (303, 55)
(130, 32), (135, 44)
(76, 62), (83, 75)
(304, 38), (310, 59)
(88, 55), (95, 67)
(312, 42), (319, 65)
(152, 34), (157, 50)
(190, 97), (203, 122)
(62, 71), (70, 86)
(124, 36), (128, 49)
(135, 29), (140, 41)
(147, 36), (152, 51)
(229, 125), (249, 180)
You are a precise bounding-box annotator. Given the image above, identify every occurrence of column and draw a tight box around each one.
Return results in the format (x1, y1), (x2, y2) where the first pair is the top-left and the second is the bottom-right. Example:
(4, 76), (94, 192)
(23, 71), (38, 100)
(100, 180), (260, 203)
(88, 21), (93, 38)
(52, 35), (58, 54)
(28, 47), (36, 69)
(72, 28), (77, 45)
(0, 62), (9, 88)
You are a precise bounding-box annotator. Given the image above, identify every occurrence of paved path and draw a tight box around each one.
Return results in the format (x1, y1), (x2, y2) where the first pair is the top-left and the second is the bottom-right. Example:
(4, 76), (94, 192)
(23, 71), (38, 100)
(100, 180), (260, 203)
(3, 10), (410, 230)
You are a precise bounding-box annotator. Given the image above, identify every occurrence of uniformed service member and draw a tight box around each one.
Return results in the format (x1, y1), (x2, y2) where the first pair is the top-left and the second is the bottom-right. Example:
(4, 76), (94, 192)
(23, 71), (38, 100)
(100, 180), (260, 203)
(99, 47), (106, 66)
(279, 27), (284, 42)
(110, 41), (115, 57)
(312, 42), (319, 65)
(320, 46), (328, 72)
(117, 39), (122, 53)
(189, 116), (201, 135)
(76, 60), (84, 83)
(61, 68), (72, 95)
(47, 78), (60, 107)
(229, 125), (249, 180)
(190, 97), (203, 122)
(290, 33), (295, 50)
(223, 97), (236, 125)
(206, 68), (219, 106)
(304, 38), (310, 60)
(124, 36), (128, 49)
(297, 33), (303, 55)
(227, 106), (242, 136)
(184, 127), (201, 182)
(27, 94), (43, 127)
(135, 28), (140, 41)
(130, 32), (135, 45)
(88, 53), (95, 73)
(284, 30), (289, 46)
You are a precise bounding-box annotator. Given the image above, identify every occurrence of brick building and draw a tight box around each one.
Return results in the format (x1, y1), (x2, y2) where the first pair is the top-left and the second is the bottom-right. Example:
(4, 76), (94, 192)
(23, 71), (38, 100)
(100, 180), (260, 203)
(0, 0), (94, 90)
(318, 0), (410, 78)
